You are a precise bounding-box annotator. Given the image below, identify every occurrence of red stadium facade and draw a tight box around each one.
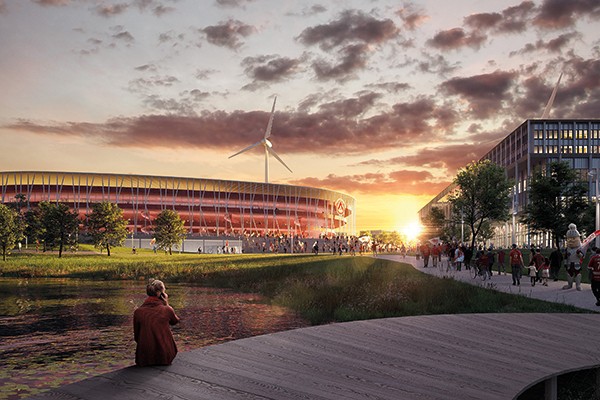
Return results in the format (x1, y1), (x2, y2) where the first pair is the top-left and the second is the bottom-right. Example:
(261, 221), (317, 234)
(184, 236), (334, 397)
(0, 171), (356, 239)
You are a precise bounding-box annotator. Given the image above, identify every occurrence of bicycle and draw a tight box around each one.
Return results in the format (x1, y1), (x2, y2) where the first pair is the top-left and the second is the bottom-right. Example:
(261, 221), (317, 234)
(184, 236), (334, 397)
(471, 263), (489, 281)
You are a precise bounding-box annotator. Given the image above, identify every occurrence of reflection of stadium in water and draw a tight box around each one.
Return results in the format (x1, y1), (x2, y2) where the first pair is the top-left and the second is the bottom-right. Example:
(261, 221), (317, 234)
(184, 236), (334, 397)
(0, 171), (355, 238)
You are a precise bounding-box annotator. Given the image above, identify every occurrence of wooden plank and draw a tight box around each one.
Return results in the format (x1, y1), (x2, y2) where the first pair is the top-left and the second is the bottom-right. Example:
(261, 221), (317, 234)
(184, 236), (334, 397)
(27, 314), (600, 400)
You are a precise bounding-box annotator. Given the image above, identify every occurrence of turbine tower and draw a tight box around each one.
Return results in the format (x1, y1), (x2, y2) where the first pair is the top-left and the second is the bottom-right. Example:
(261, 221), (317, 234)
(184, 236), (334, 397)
(229, 96), (293, 183)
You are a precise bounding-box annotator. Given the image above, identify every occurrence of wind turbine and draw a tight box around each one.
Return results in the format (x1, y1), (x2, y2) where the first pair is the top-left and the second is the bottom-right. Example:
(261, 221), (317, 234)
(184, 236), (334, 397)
(229, 96), (293, 183)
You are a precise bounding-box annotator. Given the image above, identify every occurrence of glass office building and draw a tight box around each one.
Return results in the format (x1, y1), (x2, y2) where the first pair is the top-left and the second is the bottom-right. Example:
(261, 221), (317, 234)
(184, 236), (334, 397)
(419, 119), (600, 247)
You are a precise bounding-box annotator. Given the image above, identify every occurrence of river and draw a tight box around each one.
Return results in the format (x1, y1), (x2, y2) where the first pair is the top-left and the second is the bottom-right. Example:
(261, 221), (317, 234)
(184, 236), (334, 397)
(0, 278), (309, 399)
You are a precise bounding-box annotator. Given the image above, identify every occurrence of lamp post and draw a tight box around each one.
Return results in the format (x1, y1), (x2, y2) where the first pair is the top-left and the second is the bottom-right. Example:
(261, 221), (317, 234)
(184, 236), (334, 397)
(460, 208), (464, 244)
(589, 168), (600, 248)
(511, 187), (518, 246)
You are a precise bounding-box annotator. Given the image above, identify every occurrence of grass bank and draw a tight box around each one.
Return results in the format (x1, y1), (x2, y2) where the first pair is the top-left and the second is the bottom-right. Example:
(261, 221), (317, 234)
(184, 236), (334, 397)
(0, 248), (586, 325)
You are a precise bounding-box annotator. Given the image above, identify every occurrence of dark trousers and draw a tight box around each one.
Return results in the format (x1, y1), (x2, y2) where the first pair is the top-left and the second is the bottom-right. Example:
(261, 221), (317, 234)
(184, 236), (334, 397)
(511, 265), (521, 285)
(550, 264), (560, 280)
(592, 281), (600, 302)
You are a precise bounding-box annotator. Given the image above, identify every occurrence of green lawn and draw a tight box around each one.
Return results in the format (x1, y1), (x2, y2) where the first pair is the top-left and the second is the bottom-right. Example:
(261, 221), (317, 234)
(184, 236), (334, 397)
(0, 248), (587, 325)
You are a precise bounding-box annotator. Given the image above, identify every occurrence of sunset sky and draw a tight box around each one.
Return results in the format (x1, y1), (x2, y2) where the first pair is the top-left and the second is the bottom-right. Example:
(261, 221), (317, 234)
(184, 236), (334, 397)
(1, 0), (599, 233)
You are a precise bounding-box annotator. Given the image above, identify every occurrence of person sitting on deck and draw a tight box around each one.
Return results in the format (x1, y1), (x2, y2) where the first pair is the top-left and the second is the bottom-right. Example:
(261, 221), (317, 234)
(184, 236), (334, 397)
(133, 279), (180, 367)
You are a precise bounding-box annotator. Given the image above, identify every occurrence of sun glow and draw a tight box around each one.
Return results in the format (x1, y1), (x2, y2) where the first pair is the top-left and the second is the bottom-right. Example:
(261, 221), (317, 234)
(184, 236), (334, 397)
(402, 221), (423, 242)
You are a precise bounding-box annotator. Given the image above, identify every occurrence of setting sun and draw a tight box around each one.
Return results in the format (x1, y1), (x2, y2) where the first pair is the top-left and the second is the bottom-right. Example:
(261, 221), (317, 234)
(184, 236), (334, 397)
(402, 221), (423, 242)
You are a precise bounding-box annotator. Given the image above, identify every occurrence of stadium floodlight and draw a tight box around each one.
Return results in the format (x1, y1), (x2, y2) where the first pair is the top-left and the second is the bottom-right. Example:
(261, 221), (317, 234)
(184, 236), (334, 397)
(229, 96), (293, 183)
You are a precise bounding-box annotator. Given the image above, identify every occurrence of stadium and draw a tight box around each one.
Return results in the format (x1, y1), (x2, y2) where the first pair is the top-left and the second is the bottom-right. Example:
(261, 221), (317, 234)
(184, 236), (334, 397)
(0, 171), (356, 252)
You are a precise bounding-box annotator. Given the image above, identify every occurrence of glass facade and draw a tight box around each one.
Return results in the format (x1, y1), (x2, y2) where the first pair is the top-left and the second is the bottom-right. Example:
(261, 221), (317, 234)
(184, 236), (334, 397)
(419, 119), (600, 248)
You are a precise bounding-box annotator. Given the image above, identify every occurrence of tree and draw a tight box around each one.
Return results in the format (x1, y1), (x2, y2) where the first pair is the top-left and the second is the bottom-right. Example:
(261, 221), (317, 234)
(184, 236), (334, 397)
(86, 202), (129, 256)
(449, 160), (511, 249)
(0, 204), (23, 261)
(39, 202), (80, 258)
(423, 206), (447, 240)
(24, 208), (44, 249)
(153, 209), (186, 255)
(521, 161), (589, 247)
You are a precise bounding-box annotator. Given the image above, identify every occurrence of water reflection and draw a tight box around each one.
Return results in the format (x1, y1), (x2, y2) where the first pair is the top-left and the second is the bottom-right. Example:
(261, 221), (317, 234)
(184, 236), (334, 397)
(0, 278), (309, 399)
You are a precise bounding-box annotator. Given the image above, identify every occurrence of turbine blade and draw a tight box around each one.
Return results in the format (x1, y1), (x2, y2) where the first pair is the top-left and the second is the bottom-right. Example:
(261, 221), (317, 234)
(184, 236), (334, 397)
(541, 72), (562, 119)
(228, 141), (262, 159)
(264, 96), (277, 139)
(267, 146), (293, 173)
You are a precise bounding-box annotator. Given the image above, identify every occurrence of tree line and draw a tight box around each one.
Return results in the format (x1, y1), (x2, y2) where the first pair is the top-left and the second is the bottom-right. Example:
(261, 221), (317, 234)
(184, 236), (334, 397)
(0, 199), (187, 261)
(423, 160), (595, 248)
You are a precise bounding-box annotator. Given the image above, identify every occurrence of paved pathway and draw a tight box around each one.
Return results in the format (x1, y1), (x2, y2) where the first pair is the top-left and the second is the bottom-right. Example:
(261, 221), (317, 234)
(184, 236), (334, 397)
(378, 254), (599, 312)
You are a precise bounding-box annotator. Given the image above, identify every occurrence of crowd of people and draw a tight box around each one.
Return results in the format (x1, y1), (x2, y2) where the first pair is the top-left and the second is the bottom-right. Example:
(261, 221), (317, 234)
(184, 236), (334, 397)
(416, 235), (600, 308)
(417, 242), (569, 282)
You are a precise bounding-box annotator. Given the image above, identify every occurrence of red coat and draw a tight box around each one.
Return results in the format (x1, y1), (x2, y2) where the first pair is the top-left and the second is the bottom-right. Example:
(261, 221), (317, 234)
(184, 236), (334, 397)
(134, 296), (180, 366)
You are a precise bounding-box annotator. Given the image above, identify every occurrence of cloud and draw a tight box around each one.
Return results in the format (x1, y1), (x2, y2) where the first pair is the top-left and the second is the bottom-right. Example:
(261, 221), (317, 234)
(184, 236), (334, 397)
(464, 1), (535, 34)
(94, 3), (129, 17)
(195, 68), (217, 80)
(128, 75), (180, 93)
(297, 10), (400, 81)
(509, 32), (581, 56)
(297, 10), (399, 50)
(427, 28), (487, 50)
(534, 0), (600, 29)
(4, 93), (454, 156)
(201, 19), (256, 50)
(132, 0), (175, 15)
(0, 0), (7, 14)
(311, 43), (370, 81)
(395, 3), (429, 30)
(112, 30), (135, 44)
(439, 70), (516, 118)
(379, 143), (493, 175)
(365, 82), (411, 94)
(416, 53), (460, 76)
(32, 0), (70, 5)
(290, 170), (450, 196)
(215, 0), (255, 8)
(317, 92), (381, 119)
(241, 55), (303, 89)
(286, 5), (327, 17)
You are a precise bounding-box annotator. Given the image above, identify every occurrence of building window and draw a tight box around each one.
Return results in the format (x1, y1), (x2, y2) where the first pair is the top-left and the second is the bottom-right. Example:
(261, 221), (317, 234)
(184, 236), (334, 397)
(562, 129), (573, 139)
(562, 145), (573, 154)
(576, 129), (588, 139)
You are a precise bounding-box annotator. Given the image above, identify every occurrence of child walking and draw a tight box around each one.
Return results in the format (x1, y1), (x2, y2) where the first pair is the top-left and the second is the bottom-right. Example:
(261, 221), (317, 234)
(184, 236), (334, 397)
(525, 263), (538, 286)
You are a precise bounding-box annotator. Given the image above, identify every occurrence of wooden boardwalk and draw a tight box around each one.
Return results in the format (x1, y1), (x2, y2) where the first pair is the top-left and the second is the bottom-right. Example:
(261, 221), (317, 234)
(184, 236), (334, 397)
(29, 313), (600, 400)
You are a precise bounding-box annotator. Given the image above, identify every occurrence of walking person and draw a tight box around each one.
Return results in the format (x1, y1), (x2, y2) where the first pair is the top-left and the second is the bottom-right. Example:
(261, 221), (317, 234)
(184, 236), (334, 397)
(454, 246), (465, 272)
(587, 247), (600, 306)
(525, 263), (538, 286)
(464, 246), (473, 270)
(540, 257), (551, 286)
(431, 244), (440, 270)
(477, 250), (489, 280)
(549, 247), (563, 281)
(509, 244), (524, 286)
(531, 248), (545, 283)
(133, 279), (180, 367)
(421, 243), (430, 268)
(497, 249), (506, 275)
(486, 247), (495, 278)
